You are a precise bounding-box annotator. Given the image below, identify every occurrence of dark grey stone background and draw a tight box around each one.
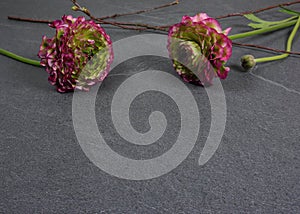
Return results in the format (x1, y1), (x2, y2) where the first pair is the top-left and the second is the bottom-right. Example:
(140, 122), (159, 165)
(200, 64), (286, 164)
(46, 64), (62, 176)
(1, 0), (299, 213)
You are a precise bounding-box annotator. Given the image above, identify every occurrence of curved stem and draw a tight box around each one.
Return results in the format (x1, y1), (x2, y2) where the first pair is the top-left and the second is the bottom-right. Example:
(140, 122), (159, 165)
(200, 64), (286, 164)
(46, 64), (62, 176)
(228, 19), (297, 40)
(0, 48), (41, 67)
(255, 16), (300, 63)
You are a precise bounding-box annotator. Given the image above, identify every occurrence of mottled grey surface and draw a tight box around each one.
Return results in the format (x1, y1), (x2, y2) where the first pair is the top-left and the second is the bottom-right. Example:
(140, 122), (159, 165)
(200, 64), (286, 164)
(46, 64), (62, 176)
(1, 0), (300, 213)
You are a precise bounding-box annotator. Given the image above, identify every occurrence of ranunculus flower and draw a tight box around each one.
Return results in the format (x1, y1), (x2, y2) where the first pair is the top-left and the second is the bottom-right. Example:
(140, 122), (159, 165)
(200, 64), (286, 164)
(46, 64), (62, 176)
(167, 13), (232, 86)
(38, 15), (113, 93)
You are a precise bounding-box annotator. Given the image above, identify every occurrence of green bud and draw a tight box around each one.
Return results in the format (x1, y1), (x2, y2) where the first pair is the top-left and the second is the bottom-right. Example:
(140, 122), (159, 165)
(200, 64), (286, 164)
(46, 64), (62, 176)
(71, 6), (79, 11)
(82, 7), (89, 13)
(241, 55), (256, 71)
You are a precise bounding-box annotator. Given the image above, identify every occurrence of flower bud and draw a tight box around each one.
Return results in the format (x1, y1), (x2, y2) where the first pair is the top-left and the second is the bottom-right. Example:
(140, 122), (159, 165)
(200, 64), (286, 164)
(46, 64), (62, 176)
(241, 55), (256, 71)
(71, 6), (79, 11)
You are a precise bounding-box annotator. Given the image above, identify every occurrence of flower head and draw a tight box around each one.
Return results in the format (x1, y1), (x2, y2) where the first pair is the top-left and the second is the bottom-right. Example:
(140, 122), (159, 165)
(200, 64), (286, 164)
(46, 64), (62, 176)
(167, 13), (232, 86)
(38, 15), (113, 93)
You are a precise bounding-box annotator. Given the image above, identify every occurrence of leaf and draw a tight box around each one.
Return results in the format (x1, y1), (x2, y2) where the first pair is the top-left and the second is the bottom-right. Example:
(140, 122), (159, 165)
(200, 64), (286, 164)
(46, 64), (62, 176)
(244, 13), (298, 29)
(279, 7), (300, 16)
(248, 23), (269, 29)
(244, 14), (273, 29)
(244, 14), (269, 24)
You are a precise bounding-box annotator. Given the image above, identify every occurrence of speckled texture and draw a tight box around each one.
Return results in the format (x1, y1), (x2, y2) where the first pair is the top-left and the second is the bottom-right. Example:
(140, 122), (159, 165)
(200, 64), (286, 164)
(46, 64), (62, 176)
(1, 0), (300, 213)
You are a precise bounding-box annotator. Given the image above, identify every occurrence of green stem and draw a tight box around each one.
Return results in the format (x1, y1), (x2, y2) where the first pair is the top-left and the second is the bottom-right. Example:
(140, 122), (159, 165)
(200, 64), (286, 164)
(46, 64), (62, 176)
(0, 48), (41, 67)
(255, 16), (300, 63)
(228, 19), (298, 40)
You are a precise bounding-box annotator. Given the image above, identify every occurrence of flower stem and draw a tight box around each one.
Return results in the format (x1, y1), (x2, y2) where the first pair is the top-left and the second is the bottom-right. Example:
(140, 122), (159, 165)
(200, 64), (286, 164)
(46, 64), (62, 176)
(254, 15), (300, 63)
(228, 19), (298, 40)
(0, 48), (41, 67)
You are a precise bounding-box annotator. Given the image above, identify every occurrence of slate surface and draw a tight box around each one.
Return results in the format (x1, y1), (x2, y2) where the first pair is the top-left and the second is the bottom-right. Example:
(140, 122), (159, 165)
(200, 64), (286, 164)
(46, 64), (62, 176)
(1, 0), (300, 213)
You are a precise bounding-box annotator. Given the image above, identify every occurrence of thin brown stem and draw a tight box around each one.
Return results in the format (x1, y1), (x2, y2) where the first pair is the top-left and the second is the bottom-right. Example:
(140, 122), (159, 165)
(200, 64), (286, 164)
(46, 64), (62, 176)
(98, 0), (179, 20)
(216, 0), (300, 19)
(7, 15), (169, 31)
(233, 42), (300, 55)
(97, 20), (168, 31)
(71, 0), (169, 31)
(8, 16), (52, 24)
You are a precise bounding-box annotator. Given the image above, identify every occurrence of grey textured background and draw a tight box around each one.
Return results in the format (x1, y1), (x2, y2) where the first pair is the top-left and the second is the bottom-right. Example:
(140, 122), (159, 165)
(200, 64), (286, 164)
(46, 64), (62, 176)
(1, 0), (300, 213)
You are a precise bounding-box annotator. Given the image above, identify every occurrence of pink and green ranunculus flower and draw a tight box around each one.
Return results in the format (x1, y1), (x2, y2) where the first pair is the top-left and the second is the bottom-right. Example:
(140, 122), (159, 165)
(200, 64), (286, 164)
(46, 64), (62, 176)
(38, 15), (113, 93)
(167, 13), (232, 86)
